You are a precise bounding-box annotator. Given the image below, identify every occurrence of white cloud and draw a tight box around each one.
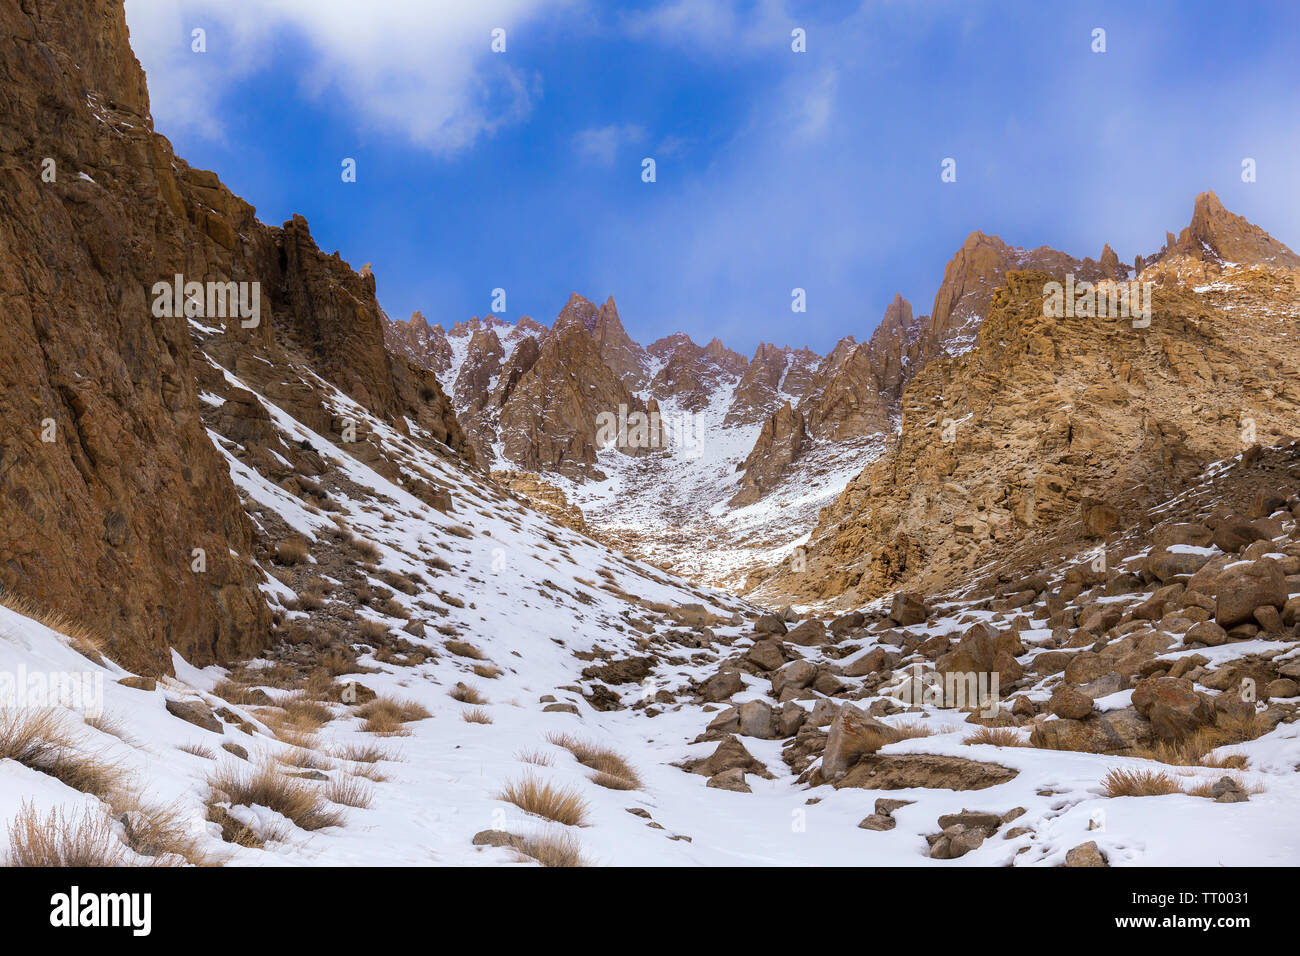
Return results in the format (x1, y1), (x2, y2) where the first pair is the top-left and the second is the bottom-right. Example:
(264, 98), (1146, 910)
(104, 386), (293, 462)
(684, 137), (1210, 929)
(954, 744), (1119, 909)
(622, 0), (793, 52)
(573, 123), (646, 165)
(124, 0), (576, 154)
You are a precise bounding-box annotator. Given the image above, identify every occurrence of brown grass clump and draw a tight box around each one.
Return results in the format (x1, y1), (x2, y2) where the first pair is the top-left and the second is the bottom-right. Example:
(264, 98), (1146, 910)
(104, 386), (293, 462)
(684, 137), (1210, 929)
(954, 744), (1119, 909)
(4, 803), (128, 867)
(334, 742), (395, 764)
(324, 775), (374, 809)
(351, 537), (381, 562)
(177, 742), (217, 760)
(358, 696), (431, 736)
(1133, 714), (1263, 768)
(358, 619), (390, 642)
(461, 707), (493, 725)
(1101, 767), (1182, 797)
(517, 829), (588, 867)
(280, 748), (332, 771)
(546, 732), (642, 790)
(207, 762), (343, 832)
(498, 775), (589, 826)
(211, 678), (270, 706)
(473, 664), (502, 680)
(0, 592), (108, 663)
(450, 683), (486, 705)
(445, 640), (484, 660)
(275, 537), (311, 566)
(963, 726), (1029, 747)
(886, 719), (935, 742)
(0, 709), (125, 801)
(283, 695), (335, 729)
(113, 794), (215, 866)
(516, 748), (553, 766)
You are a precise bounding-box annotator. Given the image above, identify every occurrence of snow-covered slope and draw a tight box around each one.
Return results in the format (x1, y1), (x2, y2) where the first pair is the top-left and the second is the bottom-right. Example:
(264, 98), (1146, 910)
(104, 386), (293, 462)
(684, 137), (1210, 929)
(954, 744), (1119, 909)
(5, 360), (1299, 866)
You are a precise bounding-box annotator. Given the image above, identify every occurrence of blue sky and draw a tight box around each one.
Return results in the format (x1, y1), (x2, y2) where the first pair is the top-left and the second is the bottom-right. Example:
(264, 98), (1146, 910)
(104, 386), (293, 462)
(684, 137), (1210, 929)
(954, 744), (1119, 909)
(124, 0), (1300, 355)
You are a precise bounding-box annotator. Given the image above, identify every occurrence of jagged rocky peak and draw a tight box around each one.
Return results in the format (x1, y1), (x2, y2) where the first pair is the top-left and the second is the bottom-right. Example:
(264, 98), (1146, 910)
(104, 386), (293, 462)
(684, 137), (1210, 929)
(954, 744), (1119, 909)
(454, 327), (505, 411)
(591, 295), (651, 390)
(1165, 190), (1300, 269)
(724, 342), (821, 426)
(554, 292), (601, 334)
(384, 308), (453, 375)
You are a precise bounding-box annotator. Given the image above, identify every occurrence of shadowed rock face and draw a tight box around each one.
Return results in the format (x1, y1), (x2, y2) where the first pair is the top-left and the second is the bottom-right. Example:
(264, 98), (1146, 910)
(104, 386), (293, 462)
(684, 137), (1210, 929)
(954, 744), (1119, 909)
(0, 0), (470, 674)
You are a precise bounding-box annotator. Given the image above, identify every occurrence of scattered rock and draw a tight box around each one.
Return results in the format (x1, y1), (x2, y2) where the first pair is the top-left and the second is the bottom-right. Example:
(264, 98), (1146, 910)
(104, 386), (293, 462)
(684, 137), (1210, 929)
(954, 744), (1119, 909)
(1064, 841), (1108, 867)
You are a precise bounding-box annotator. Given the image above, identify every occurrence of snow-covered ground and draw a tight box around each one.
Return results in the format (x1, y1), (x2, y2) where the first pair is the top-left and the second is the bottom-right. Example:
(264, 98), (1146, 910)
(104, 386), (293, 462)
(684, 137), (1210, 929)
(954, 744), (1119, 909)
(3, 354), (1298, 866)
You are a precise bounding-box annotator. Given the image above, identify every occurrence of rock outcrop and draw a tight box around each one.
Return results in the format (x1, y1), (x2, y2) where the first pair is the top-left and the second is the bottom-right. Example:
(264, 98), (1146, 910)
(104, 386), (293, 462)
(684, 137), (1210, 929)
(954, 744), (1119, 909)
(0, 0), (471, 674)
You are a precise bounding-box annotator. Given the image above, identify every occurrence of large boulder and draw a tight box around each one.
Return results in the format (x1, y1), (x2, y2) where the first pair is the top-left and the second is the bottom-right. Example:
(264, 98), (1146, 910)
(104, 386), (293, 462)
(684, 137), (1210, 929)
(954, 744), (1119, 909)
(746, 639), (787, 671)
(1131, 676), (1212, 740)
(1214, 558), (1288, 628)
(771, 659), (816, 697)
(936, 623), (1024, 686)
(785, 620), (828, 646)
(829, 611), (865, 635)
(699, 668), (744, 702)
(737, 699), (778, 739)
(1147, 547), (1213, 582)
(821, 705), (893, 782)
(1030, 709), (1154, 753)
(888, 592), (928, 626)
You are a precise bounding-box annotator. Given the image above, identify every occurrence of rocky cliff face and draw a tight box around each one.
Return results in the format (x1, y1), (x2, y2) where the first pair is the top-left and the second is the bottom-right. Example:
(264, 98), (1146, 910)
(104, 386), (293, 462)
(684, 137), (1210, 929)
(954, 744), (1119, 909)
(731, 231), (1134, 508)
(0, 0), (470, 674)
(384, 310), (452, 376)
(749, 215), (1300, 607)
(723, 344), (819, 426)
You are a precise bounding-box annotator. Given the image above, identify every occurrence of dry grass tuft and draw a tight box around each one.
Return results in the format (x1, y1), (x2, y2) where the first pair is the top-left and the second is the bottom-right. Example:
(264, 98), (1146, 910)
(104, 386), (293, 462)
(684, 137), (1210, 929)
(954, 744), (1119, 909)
(0, 709), (126, 801)
(334, 742), (396, 764)
(461, 707), (493, 725)
(283, 695), (335, 729)
(516, 748), (553, 766)
(358, 696), (431, 736)
(358, 619), (390, 642)
(275, 537), (311, 565)
(963, 726), (1029, 747)
(517, 829), (588, 867)
(177, 742), (217, 760)
(1102, 767), (1182, 797)
(0, 592), (108, 662)
(445, 640), (484, 660)
(114, 794), (215, 866)
(546, 732), (642, 790)
(498, 774), (589, 826)
(473, 664), (502, 680)
(4, 803), (128, 867)
(1132, 713), (1263, 768)
(207, 761), (343, 832)
(324, 775), (374, 809)
(886, 719), (935, 742)
(450, 683), (487, 705)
